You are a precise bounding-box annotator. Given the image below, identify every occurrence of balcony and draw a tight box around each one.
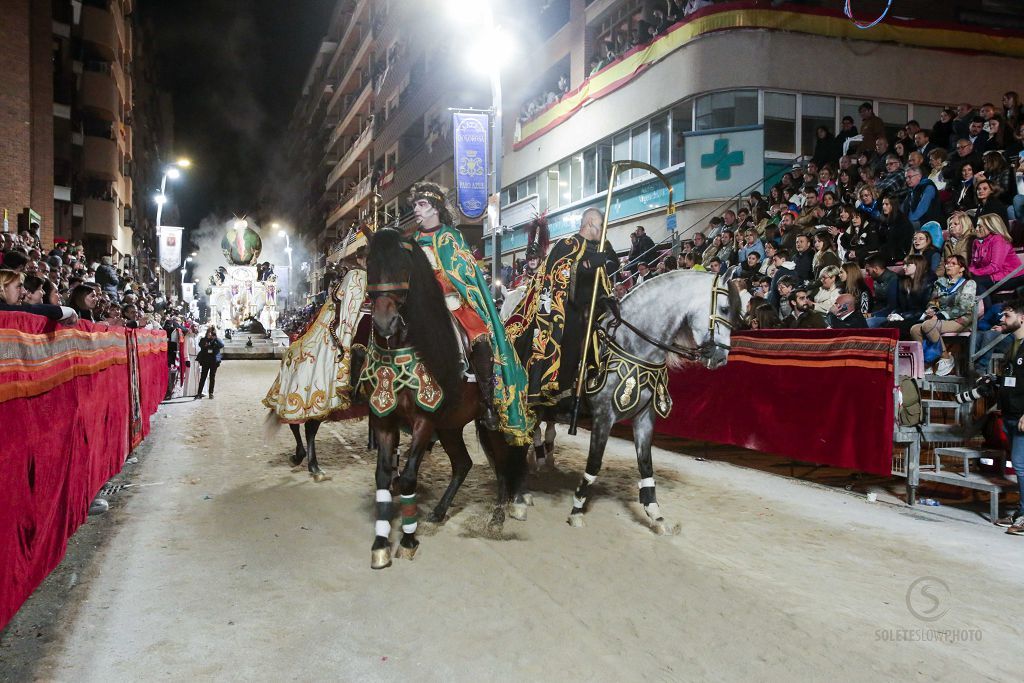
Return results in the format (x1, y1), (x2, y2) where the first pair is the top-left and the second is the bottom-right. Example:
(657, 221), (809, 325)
(327, 81), (372, 149)
(326, 123), (373, 190)
(84, 198), (118, 238)
(82, 135), (119, 181)
(381, 140), (453, 204)
(80, 70), (119, 121)
(81, 5), (120, 62)
(372, 81), (442, 157)
(122, 175), (133, 207)
(117, 122), (133, 159)
(325, 175), (372, 229)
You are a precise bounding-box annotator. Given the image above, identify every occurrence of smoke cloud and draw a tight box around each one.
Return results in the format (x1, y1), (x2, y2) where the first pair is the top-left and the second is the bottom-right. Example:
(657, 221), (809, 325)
(188, 214), (312, 309)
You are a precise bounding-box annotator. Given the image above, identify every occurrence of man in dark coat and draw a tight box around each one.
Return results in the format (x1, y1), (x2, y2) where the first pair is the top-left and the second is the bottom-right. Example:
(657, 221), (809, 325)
(827, 294), (868, 329)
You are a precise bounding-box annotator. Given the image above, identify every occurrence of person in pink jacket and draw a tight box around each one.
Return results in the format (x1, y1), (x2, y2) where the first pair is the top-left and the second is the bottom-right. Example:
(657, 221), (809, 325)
(971, 213), (1023, 306)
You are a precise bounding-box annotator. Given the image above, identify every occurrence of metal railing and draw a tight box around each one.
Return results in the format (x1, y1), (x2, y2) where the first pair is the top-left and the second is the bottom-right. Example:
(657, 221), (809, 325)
(968, 261), (1024, 366)
(613, 156), (807, 279)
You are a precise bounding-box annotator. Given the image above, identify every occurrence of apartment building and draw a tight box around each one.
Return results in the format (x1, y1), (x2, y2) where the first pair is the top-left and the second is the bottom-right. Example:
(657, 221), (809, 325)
(496, 0), (1024, 263)
(1, 0), (168, 262)
(279, 0), (494, 295)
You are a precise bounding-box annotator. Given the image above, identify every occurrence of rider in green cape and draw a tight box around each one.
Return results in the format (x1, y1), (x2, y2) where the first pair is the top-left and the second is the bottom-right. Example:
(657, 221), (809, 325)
(407, 182), (532, 445)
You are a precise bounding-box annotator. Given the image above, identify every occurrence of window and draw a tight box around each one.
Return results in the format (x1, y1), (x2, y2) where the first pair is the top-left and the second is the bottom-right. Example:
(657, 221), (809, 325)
(558, 159), (571, 206)
(801, 94), (836, 157)
(695, 90), (757, 131)
(764, 92), (796, 154)
(878, 102), (909, 141)
(546, 167), (560, 210)
(630, 124), (649, 179)
(913, 105), (944, 130)
(516, 179), (529, 200)
(650, 115), (669, 170)
(839, 98), (865, 129)
(671, 101), (692, 166)
(596, 142), (613, 193)
(612, 131), (630, 186)
(570, 152), (583, 202)
(583, 148), (598, 197)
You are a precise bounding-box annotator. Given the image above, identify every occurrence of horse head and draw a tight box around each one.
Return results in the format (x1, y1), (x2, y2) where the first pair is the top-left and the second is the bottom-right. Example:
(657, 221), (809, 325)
(700, 265), (745, 370)
(366, 228), (414, 343)
(365, 227), (463, 400)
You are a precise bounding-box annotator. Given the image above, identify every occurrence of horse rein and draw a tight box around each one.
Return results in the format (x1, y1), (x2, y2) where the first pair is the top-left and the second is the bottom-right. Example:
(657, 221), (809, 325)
(601, 274), (733, 363)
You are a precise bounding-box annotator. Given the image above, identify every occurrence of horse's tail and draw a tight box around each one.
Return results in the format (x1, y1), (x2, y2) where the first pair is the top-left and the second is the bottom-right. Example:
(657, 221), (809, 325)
(263, 409), (283, 442)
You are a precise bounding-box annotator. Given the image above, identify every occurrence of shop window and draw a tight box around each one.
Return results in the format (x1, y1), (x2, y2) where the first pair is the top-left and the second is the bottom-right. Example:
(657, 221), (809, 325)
(764, 92), (796, 154)
(801, 94), (836, 157)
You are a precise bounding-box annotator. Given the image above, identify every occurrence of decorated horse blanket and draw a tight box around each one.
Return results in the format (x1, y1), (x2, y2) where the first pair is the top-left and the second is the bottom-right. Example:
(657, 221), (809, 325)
(262, 268), (366, 423)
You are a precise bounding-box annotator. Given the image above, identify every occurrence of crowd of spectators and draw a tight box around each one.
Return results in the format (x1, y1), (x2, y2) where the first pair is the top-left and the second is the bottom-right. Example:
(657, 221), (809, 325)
(520, 0), (718, 125)
(0, 230), (185, 330)
(576, 95), (1024, 378)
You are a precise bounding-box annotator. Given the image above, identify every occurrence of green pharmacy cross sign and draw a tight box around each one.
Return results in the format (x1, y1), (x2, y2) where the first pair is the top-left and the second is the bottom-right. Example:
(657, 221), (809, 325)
(701, 138), (744, 181)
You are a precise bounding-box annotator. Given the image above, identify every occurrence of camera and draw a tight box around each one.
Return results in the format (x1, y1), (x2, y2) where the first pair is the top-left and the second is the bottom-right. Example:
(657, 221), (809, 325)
(954, 374), (998, 405)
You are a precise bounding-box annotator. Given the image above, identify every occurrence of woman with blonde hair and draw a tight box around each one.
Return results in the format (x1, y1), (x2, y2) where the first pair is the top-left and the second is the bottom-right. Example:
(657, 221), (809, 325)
(0, 268), (78, 323)
(942, 212), (975, 275)
(813, 265), (842, 313)
(971, 213), (1020, 307)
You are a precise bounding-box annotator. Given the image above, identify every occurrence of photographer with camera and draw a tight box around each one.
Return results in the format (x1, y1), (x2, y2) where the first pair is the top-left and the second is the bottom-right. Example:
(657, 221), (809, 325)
(973, 299), (1024, 533)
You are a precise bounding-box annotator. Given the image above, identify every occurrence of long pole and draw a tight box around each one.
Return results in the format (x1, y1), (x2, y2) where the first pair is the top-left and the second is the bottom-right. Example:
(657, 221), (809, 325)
(155, 172), (168, 234)
(486, 1), (502, 291)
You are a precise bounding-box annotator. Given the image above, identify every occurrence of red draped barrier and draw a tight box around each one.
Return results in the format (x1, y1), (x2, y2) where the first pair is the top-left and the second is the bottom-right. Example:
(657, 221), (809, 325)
(656, 329), (898, 475)
(0, 312), (167, 630)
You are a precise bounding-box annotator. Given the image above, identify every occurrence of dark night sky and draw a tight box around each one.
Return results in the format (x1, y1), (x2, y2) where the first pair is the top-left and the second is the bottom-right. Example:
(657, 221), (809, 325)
(138, 0), (337, 229)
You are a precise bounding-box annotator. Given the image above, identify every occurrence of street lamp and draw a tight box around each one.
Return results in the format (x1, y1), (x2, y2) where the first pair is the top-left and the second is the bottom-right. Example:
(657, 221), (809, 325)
(155, 158), (192, 235)
(446, 0), (512, 293)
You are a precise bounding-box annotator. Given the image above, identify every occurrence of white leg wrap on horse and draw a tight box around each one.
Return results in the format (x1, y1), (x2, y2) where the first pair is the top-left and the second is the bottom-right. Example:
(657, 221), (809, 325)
(375, 520), (391, 537)
(644, 503), (663, 519)
(638, 477), (656, 489)
(402, 522), (418, 534)
(583, 472), (597, 484)
(573, 496), (586, 509)
(376, 489), (392, 503)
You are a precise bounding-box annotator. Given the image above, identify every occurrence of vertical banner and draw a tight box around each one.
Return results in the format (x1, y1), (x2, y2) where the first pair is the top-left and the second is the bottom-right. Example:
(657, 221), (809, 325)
(182, 283), (195, 303)
(159, 226), (184, 273)
(453, 112), (489, 219)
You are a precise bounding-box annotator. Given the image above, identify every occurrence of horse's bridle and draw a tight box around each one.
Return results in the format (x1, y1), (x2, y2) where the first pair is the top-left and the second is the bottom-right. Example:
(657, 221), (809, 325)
(602, 273), (734, 364)
(366, 279), (410, 349)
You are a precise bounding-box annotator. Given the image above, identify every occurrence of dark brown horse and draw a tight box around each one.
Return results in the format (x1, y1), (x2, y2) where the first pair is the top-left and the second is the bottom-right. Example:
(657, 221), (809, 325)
(362, 228), (529, 569)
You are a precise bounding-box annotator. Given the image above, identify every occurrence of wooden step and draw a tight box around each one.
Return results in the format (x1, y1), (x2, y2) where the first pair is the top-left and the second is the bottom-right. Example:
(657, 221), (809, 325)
(922, 399), (960, 409)
(934, 446), (1003, 477)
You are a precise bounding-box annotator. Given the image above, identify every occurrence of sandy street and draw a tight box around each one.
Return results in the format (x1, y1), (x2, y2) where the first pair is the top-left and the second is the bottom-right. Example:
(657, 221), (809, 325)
(19, 360), (1024, 681)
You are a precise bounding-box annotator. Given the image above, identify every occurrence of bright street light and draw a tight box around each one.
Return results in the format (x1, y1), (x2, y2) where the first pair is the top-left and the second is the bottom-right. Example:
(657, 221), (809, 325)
(166, 167), (181, 180)
(467, 27), (515, 74)
(156, 158), (192, 238)
(154, 193), (167, 205)
(176, 158), (191, 168)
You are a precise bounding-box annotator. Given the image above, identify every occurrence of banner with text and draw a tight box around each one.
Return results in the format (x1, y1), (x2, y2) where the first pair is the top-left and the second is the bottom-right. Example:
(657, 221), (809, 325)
(159, 226), (184, 273)
(453, 112), (489, 219)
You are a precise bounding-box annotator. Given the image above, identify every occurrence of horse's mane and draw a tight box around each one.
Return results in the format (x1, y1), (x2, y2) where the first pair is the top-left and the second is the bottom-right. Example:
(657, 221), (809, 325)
(367, 228), (463, 404)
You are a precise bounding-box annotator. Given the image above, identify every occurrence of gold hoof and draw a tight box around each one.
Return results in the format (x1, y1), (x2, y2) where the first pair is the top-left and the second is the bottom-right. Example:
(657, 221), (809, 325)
(312, 472), (332, 483)
(567, 514), (585, 528)
(370, 548), (392, 570)
(395, 544), (418, 561)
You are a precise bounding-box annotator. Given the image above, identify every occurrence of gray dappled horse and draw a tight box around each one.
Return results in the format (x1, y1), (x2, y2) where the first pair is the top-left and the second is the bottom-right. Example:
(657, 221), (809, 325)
(568, 269), (742, 534)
